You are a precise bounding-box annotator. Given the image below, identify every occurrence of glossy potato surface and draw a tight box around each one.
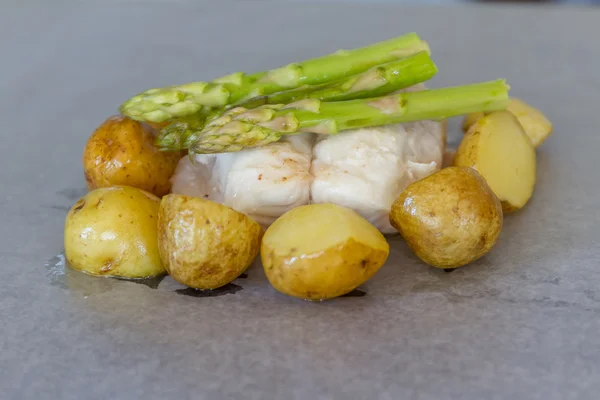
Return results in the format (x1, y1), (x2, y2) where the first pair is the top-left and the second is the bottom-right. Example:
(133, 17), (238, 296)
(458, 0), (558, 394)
(83, 115), (182, 197)
(158, 195), (262, 289)
(390, 167), (503, 269)
(64, 186), (165, 278)
(262, 204), (389, 300)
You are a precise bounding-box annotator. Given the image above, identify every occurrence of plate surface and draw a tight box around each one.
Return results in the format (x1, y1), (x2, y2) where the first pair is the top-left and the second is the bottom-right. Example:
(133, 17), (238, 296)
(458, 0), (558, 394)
(1, 2), (599, 399)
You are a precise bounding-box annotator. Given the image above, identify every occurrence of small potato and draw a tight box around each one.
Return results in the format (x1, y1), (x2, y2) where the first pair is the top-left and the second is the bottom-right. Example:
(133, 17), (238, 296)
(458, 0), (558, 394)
(390, 166), (503, 269)
(64, 186), (165, 278)
(454, 110), (536, 213)
(462, 98), (553, 148)
(83, 115), (183, 197)
(261, 204), (389, 301)
(158, 194), (262, 290)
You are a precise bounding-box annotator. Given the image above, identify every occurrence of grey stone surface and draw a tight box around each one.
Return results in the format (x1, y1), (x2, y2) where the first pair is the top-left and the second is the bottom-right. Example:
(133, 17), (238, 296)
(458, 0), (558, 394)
(1, 2), (599, 399)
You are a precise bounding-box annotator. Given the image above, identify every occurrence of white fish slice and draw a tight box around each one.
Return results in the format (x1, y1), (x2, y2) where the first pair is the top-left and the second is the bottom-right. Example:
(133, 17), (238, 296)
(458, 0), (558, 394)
(170, 84), (445, 232)
(310, 120), (444, 233)
(171, 134), (314, 226)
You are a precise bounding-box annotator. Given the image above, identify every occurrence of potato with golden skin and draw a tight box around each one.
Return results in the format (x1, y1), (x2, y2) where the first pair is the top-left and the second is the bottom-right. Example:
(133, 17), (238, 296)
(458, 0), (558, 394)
(455, 110), (536, 213)
(158, 195), (262, 290)
(462, 98), (553, 148)
(64, 186), (165, 278)
(389, 166), (503, 269)
(83, 116), (182, 197)
(261, 204), (389, 301)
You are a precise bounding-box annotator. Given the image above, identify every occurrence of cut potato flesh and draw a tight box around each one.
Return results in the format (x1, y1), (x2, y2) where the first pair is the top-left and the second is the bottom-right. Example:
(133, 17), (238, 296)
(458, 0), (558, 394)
(454, 111), (536, 212)
(506, 98), (553, 147)
(462, 98), (552, 148)
(261, 204), (389, 300)
(265, 204), (388, 256)
(461, 111), (484, 133)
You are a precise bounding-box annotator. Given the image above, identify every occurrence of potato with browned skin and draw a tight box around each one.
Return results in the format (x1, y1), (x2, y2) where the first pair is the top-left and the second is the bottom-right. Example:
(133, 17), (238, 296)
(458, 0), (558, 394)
(389, 166), (503, 269)
(158, 195), (262, 290)
(261, 204), (389, 301)
(83, 116), (182, 197)
(64, 186), (165, 278)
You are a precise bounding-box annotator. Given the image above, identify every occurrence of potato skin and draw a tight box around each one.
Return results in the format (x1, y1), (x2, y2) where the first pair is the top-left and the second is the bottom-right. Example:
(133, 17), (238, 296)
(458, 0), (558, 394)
(158, 194), (262, 289)
(261, 204), (389, 301)
(389, 167), (503, 269)
(64, 186), (165, 278)
(83, 116), (182, 197)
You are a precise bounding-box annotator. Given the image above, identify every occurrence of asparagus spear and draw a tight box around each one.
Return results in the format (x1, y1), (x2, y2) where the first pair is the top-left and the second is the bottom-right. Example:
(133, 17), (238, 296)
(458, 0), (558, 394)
(188, 80), (510, 154)
(120, 33), (429, 123)
(157, 51), (438, 150)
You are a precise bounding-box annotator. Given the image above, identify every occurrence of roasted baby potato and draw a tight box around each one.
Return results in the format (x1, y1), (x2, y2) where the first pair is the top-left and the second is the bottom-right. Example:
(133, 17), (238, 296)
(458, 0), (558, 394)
(83, 115), (182, 197)
(390, 166), (503, 269)
(261, 204), (389, 301)
(462, 98), (553, 148)
(64, 186), (165, 278)
(454, 110), (536, 212)
(158, 194), (262, 290)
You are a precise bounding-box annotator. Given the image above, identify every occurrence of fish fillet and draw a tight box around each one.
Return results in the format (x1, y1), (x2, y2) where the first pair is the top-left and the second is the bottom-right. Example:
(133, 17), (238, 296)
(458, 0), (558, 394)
(170, 81), (444, 232)
(171, 134), (314, 226)
(311, 121), (444, 233)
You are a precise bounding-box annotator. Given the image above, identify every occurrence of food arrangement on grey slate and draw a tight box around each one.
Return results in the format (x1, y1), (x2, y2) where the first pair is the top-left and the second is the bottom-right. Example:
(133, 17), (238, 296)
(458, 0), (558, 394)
(1, 2), (599, 399)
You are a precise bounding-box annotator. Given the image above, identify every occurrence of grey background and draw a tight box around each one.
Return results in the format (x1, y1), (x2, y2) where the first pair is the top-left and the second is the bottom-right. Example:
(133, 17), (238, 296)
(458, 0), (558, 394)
(281, 0), (599, 4)
(2, 1), (599, 399)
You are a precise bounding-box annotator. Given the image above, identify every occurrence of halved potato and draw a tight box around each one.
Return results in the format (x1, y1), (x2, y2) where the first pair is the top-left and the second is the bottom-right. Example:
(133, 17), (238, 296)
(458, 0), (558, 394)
(261, 204), (389, 301)
(158, 194), (262, 290)
(454, 111), (536, 212)
(389, 167), (503, 269)
(462, 98), (553, 148)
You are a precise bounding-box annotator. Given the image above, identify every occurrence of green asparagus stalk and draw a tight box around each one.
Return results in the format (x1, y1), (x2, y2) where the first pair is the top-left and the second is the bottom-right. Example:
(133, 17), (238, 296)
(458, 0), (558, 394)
(120, 33), (430, 123)
(188, 80), (510, 154)
(246, 51), (437, 104)
(156, 51), (438, 150)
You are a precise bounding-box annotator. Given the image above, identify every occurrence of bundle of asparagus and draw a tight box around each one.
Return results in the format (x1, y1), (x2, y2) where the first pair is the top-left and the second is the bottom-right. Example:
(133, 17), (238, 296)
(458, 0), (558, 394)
(119, 33), (510, 154)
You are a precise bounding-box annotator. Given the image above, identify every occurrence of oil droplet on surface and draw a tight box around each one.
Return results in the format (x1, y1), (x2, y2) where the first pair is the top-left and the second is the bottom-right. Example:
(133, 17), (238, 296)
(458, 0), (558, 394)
(44, 252), (166, 296)
(45, 253), (69, 289)
(44, 252), (113, 296)
(175, 284), (243, 298)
